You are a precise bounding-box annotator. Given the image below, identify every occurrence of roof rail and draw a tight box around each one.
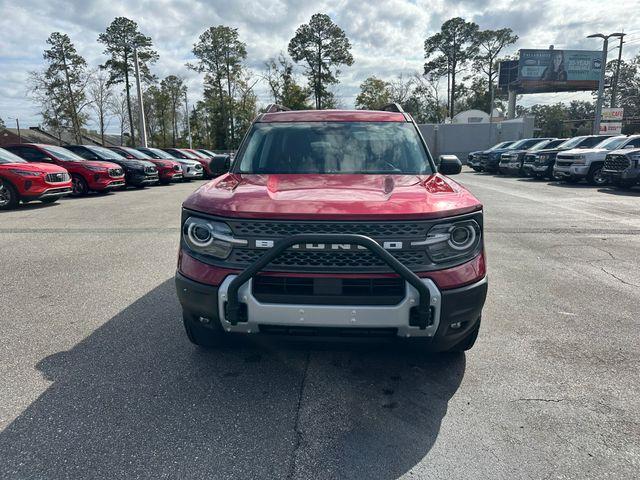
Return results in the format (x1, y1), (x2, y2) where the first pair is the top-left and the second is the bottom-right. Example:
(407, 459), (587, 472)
(265, 104), (292, 113)
(380, 103), (405, 113)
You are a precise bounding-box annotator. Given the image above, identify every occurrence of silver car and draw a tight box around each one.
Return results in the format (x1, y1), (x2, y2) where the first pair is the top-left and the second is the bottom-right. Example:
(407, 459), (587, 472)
(137, 147), (204, 180)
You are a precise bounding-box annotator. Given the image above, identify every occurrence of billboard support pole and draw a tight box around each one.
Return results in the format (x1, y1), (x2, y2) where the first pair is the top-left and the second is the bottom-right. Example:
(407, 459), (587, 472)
(593, 37), (608, 135)
(507, 90), (516, 119)
(133, 47), (148, 148)
(588, 32), (625, 134)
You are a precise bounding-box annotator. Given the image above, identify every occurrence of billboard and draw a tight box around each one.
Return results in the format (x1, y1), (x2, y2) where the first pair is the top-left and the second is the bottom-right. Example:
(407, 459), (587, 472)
(497, 60), (519, 93)
(517, 49), (602, 93)
(601, 107), (623, 121)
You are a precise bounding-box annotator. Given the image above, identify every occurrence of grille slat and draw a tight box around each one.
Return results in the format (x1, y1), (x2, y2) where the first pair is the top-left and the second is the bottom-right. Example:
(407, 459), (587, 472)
(45, 172), (70, 183)
(229, 221), (428, 237)
(604, 155), (630, 172)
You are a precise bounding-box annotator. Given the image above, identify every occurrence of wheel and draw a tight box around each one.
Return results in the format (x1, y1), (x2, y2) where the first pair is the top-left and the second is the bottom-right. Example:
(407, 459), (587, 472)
(587, 165), (608, 186)
(40, 196), (62, 204)
(71, 174), (89, 196)
(0, 179), (19, 210)
(446, 318), (481, 352)
(183, 311), (228, 348)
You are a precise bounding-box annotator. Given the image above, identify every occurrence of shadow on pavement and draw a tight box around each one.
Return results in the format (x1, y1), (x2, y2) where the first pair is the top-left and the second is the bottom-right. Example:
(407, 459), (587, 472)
(597, 186), (640, 197)
(0, 279), (465, 479)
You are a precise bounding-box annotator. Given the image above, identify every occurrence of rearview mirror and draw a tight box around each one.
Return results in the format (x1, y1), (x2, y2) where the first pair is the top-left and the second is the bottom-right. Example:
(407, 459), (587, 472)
(438, 155), (462, 175)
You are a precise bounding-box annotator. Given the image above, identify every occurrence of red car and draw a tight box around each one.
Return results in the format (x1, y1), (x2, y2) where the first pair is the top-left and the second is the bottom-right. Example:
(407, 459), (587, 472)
(109, 146), (182, 184)
(5, 144), (124, 196)
(0, 147), (72, 209)
(175, 104), (487, 353)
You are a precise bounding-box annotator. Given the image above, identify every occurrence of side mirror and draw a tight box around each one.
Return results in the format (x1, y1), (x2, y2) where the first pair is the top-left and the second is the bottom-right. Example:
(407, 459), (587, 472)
(39, 156), (53, 163)
(624, 144), (635, 149)
(438, 155), (462, 175)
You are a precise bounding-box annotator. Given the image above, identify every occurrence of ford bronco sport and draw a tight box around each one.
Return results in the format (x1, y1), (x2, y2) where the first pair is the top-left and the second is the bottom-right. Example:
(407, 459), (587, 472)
(175, 104), (487, 352)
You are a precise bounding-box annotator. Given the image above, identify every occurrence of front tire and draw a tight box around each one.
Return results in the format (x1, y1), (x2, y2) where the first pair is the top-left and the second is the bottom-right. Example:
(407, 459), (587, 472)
(0, 179), (19, 210)
(587, 165), (608, 186)
(71, 174), (89, 196)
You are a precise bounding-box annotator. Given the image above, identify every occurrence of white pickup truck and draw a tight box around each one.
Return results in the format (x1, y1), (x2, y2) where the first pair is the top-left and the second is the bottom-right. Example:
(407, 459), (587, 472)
(554, 135), (640, 185)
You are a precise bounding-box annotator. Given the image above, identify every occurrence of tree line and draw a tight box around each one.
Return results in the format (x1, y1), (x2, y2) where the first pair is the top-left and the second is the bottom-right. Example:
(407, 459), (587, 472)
(25, 13), (355, 150)
(12, 14), (640, 150)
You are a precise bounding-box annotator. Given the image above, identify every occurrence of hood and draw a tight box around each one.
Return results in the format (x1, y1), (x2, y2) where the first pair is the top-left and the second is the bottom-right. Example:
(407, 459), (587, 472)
(117, 159), (155, 169)
(83, 160), (122, 170)
(1, 162), (68, 174)
(178, 159), (201, 166)
(608, 147), (640, 156)
(559, 147), (606, 156)
(184, 173), (482, 220)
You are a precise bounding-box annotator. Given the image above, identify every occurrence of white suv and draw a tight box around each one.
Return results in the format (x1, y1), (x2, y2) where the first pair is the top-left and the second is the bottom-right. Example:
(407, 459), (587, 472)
(553, 135), (640, 185)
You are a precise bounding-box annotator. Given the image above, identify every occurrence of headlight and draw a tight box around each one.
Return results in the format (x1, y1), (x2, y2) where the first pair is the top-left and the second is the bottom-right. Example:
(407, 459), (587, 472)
(182, 217), (246, 259)
(414, 220), (481, 263)
(84, 165), (107, 172)
(572, 155), (586, 164)
(9, 169), (42, 177)
(539, 154), (548, 161)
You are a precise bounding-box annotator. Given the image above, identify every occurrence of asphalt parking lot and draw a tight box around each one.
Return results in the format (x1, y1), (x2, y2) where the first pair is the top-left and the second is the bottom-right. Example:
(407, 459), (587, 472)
(1, 172), (639, 479)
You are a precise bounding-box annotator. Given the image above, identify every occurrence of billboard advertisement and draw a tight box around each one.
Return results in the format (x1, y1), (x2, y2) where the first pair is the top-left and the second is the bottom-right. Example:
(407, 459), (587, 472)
(517, 49), (602, 93)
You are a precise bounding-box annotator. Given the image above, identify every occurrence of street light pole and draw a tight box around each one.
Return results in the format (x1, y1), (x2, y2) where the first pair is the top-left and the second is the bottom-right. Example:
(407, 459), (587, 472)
(611, 34), (626, 108)
(15, 118), (21, 143)
(588, 32), (624, 134)
(184, 90), (192, 149)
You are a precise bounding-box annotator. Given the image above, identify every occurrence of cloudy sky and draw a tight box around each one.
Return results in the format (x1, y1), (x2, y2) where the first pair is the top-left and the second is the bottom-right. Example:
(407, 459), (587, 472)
(1, 0), (639, 132)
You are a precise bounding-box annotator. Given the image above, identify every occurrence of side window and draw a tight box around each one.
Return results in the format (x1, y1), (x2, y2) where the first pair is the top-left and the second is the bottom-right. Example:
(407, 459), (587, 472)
(626, 138), (640, 148)
(580, 137), (603, 148)
(11, 147), (44, 161)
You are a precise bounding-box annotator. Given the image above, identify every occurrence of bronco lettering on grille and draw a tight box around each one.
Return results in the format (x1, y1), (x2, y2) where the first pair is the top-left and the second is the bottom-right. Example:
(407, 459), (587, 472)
(251, 240), (404, 250)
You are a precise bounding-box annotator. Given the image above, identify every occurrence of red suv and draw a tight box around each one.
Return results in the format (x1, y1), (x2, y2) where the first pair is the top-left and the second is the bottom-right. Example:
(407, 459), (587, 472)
(5, 144), (124, 196)
(175, 105), (487, 353)
(109, 146), (182, 184)
(0, 147), (72, 209)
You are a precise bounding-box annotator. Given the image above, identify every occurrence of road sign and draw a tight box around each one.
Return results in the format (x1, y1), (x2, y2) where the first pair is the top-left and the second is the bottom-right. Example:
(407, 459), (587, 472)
(599, 122), (623, 134)
(601, 108), (624, 121)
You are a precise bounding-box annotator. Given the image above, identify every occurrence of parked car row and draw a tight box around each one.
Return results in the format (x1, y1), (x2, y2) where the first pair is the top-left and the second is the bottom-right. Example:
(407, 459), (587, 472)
(0, 143), (231, 210)
(468, 134), (640, 189)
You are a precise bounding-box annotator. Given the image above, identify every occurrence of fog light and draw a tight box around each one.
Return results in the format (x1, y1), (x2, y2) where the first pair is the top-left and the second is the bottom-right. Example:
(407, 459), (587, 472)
(450, 322), (462, 330)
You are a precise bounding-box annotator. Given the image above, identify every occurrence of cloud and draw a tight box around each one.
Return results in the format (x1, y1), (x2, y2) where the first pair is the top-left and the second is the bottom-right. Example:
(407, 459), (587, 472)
(0, 0), (639, 131)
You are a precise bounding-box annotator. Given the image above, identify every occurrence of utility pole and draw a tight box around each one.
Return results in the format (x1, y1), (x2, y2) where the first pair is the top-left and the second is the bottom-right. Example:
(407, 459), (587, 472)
(610, 34), (626, 108)
(184, 90), (192, 149)
(588, 32), (624, 134)
(16, 118), (21, 143)
(133, 47), (148, 147)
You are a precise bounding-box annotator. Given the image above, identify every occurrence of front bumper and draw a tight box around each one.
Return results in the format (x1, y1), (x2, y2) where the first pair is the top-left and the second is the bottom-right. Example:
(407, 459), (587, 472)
(129, 173), (159, 185)
(603, 167), (640, 182)
(22, 185), (73, 200)
(176, 272), (487, 347)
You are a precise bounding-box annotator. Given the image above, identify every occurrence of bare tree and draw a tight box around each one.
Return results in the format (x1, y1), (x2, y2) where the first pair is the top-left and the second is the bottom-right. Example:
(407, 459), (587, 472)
(109, 91), (130, 145)
(88, 70), (113, 145)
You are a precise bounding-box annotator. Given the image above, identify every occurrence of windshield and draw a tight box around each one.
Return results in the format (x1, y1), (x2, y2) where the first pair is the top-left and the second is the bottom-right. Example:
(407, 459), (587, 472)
(507, 138), (545, 150)
(148, 148), (175, 159)
(120, 147), (152, 159)
(187, 150), (207, 159)
(530, 140), (552, 151)
(489, 141), (513, 151)
(42, 145), (85, 161)
(0, 148), (27, 164)
(594, 136), (627, 150)
(558, 136), (586, 149)
(176, 149), (199, 160)
(236, 122), (433, 174)
(87, 146), (124, 160)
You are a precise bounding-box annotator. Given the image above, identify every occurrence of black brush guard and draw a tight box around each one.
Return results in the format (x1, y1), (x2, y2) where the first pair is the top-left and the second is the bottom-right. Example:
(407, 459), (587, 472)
(225, 234), (431, 329)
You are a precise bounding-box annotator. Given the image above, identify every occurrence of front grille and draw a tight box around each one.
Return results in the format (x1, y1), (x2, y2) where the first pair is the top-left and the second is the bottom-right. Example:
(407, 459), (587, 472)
(523, 154), (536, 165)
(480, 153), (489, 165)
(109, 168), (123, 177)
(194, 164), (203, 171)
(145, 166), (157, 174)
(227, 249), (430, 272)
(45, 172), (70, 183)
(252, 276), (405, 305)
(604, 155), (630, 172)
(173, 164), (181, 172)
(229, 220), (429, 237)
